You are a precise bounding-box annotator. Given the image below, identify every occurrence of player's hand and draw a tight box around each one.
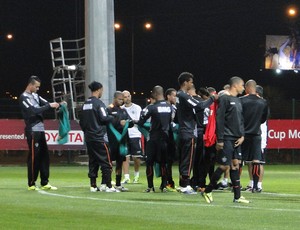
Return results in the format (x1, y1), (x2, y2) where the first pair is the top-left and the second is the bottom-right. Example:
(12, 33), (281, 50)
(50, 102), (60, 109)
(60, 101), (67, 106)
(234, 136), (244, 147)
(216, 142), (224, 151)
(120, 120), (126, 126)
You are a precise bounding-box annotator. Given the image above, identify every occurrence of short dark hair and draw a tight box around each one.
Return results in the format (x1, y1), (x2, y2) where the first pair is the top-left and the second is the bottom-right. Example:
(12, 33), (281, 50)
(256, 85), (264, 97)
(165, 88), (176, 98)
(198, 87), (210, 97)
(88, 81), (103, 92)
(113, 91), (123, 98)
(207, 87), (216, 93)
(178, 72), (193, 86)
(228, 76), (243, 87)
(28, 75), (41, 85)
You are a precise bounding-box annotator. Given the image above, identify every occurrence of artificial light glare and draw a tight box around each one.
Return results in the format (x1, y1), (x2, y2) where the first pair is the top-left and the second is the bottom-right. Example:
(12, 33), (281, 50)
(145, 23), (152, 29)
(276, 69), (282, 74)
(287, 6), (298, 17)
(289, 8), (296, 16)
(114, 23), (121, 30)
(6, 34), (13, 40)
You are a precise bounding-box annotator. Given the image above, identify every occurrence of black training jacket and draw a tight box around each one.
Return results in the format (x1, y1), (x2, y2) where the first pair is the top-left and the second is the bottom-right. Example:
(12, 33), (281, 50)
(19, 91), (51, 131)
(106, 104), (133, 132)
(138, 100), (172, 140)
(240, 94), (268, 135)
(79, 96), (113, 142)
(216, 94), (244, 142)
(176, 90), (214, 138)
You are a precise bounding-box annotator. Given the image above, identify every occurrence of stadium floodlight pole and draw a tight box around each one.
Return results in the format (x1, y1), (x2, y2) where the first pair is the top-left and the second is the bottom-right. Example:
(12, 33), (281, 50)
(131, 17), (135, 94)
(85, 0), (116, 106)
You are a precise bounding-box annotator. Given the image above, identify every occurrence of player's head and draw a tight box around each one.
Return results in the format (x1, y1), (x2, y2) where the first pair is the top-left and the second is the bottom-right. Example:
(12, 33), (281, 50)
(198, 87), (210, 98)
(245, 79), (257, 94)
(88, 81), (103, 98)
(27, 75), (41, 93)
(256, 85), (264, 98)
(113, 91), (124, 106)
(165, 88), (177, 104)
(178, 72), (194, 90)
(229, 76), (244, 95)
(207, 87), (216, 94)
(152, 85), (164, 100)
(122, 90), (131, 105)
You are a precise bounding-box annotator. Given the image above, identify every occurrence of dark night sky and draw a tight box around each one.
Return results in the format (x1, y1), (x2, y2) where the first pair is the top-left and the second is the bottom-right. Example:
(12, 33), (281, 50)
(0, 0), (299, 100)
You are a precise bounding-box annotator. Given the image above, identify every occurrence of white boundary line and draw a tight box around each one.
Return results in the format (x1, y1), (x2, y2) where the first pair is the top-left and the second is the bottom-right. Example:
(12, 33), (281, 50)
(38, 190), (300, 212)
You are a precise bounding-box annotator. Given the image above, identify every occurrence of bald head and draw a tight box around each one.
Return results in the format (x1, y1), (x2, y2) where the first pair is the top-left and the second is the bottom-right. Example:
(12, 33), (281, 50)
(245, 79), (257, 94)
(122, 90), (132, 106)
(122, 90), (130, 96)
(152, 85), (164, 100)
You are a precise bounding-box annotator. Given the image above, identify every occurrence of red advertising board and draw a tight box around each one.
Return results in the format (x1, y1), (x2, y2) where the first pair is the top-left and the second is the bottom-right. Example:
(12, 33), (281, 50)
(1, 119), (300, 150)
(267, 120), (300, 149)
(0, 119), (85, 150)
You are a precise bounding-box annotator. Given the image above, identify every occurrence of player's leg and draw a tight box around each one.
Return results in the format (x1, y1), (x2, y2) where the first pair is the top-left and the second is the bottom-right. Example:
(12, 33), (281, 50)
(145, 140), (155, 192)
(122, 156), (131, 183)
(251, 136), (263, 192)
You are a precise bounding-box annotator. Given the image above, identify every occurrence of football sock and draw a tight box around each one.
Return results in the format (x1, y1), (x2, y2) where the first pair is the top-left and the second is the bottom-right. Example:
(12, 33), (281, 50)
(252, 163), (260, 189)
(239, 163), (243, 177)
(230, 169), (241, 199)
(160, 165), (167, 188)
(248, 180), (253, 188)
(257, 182), (262, 189)
(180, 175), (190, 188)
(205, 167), (223, 193)
(221, 178), (228, 186)
(146, 166), (154, 188)
(90, 178), (97, 187)
(116, 175), (122, 187)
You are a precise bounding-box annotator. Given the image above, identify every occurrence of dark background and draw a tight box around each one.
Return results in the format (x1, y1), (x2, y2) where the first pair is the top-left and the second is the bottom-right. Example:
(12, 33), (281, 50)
(1, 0), (300, 163)
(0, 0), (300, 117)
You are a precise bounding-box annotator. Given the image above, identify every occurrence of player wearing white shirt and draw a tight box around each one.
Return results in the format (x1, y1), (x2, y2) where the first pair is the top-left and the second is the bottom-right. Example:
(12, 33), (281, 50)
(121, 90), (143, 183)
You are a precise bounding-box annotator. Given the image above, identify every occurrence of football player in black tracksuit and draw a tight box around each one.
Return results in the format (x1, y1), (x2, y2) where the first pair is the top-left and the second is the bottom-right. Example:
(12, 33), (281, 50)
(202, 76), (250, 204)
(187, 86), (206, 191)
(80, 81), (116, 192)
(240, 80), (268, 192)
(165, 88), (178, 191)
(19, 75), (60, 191)
(106, 91), (134, 191)
(137, 85), (173, 192)
(176, 72), (217, 194)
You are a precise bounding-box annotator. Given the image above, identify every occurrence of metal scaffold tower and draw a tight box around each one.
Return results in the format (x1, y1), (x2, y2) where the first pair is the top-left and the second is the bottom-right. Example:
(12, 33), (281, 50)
(49, 37), (85, 120)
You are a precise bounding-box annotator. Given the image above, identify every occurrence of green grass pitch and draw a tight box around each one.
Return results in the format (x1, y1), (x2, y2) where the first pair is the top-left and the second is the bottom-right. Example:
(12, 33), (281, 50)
(0, 165), (300, 230)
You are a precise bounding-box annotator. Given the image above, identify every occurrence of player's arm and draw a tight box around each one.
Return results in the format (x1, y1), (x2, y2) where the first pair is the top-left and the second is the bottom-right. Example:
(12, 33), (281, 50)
(123, 110), (134, 128)
(183, 92), (216, 110)
(137, 105), (152, 126)
(98, 105), (114, 124)
(20, 94), (56, 114)
(216, 96), (226, 148)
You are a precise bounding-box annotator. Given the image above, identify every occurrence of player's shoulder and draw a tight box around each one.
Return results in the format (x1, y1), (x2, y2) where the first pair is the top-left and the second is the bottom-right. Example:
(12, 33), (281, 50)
(132, 103), (142, 109)
(176, 90), (187, 98)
